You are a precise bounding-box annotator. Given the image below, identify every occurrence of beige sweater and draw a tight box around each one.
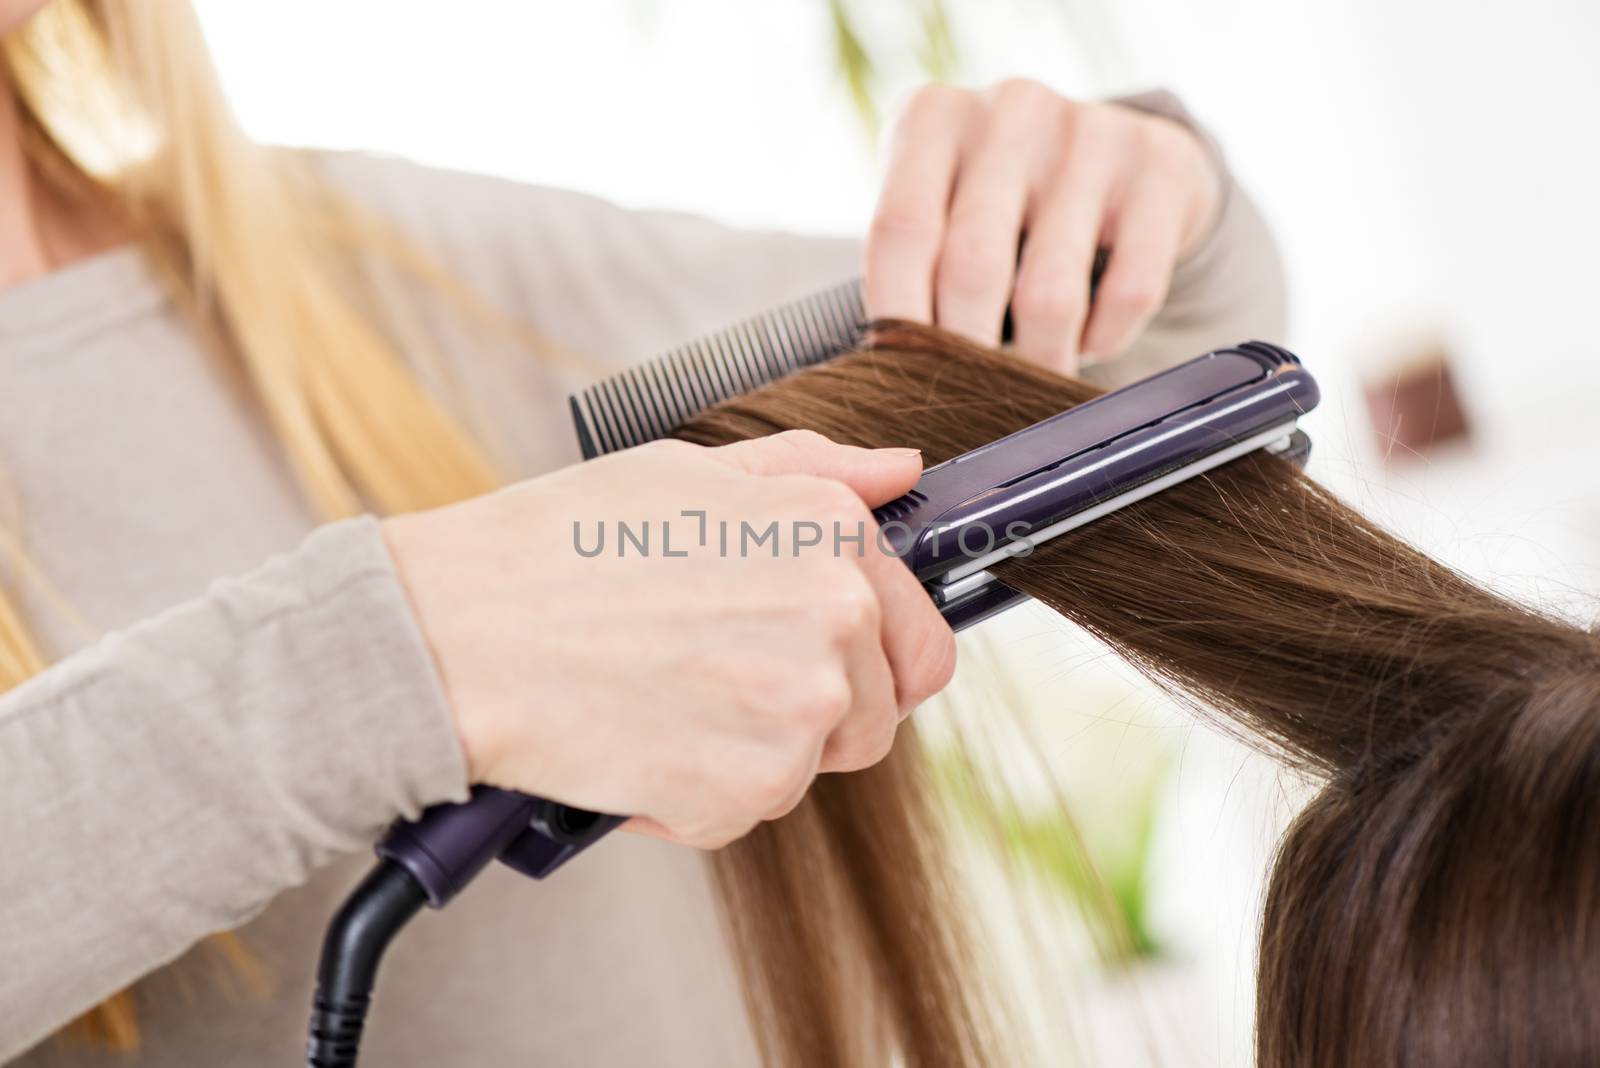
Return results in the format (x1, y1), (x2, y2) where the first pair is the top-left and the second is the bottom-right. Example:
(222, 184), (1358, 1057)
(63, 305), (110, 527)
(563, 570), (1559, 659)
(0, 93), (1284, 1066)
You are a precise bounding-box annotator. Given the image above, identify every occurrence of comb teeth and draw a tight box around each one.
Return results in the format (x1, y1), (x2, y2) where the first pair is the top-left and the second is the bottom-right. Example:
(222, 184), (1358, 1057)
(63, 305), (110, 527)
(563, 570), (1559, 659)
(573, 277), (867, 458)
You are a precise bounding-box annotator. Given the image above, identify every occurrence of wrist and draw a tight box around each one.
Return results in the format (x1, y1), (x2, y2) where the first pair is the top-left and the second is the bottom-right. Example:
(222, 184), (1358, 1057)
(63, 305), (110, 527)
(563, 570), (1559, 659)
(380, 510), (498, 785)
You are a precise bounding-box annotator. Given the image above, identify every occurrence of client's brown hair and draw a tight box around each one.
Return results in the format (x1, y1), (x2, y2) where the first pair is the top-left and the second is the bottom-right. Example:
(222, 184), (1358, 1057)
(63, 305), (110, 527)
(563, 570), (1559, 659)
(675, 322), (1600, 1068)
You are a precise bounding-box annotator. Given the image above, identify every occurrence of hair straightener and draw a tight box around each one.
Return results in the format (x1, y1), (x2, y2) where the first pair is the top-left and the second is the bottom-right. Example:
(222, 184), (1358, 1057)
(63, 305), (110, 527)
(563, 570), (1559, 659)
(304, 277), (1320, 1067)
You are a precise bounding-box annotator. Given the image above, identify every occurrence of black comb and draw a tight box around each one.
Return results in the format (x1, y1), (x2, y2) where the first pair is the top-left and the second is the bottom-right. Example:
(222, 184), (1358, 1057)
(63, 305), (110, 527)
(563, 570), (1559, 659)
(570, 254), (1107, 460)
(570, 278), (866, 459)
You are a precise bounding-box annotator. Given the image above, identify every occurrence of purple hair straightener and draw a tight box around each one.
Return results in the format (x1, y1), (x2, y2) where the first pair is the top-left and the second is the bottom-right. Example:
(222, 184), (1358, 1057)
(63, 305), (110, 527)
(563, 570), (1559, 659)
(305, 277), (1319, 1067)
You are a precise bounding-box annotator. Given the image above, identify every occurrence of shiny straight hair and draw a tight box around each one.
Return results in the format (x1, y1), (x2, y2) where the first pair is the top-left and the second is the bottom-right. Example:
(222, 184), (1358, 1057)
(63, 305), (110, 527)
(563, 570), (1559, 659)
(674, 322), (1600, 1067)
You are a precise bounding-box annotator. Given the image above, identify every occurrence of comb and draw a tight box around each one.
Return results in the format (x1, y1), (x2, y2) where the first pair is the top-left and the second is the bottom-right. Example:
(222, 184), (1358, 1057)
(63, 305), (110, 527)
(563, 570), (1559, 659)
(571, 252), (1108, 459)
(570, 277), (867, 459)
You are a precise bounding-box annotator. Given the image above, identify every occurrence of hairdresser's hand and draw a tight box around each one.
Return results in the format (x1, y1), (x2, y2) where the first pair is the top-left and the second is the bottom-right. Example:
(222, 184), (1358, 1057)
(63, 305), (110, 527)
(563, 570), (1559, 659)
(383, 431), (956, 850)
(866, 80), (1222, 373)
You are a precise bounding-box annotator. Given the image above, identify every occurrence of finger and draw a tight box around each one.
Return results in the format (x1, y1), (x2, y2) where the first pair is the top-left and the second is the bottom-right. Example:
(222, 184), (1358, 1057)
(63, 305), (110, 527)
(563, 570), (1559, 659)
(931, 143), (1028, 347)
(709, 429), (923, 507)
(1079, 176), (1184, 362)
(817, 626), (899, 774)
(1010, 140), (1119, 373)
(850, 508), (958, 715)
(933, 83), (1060, 346)
(865, 86), (970, 323)
(764, 738), (826, 821)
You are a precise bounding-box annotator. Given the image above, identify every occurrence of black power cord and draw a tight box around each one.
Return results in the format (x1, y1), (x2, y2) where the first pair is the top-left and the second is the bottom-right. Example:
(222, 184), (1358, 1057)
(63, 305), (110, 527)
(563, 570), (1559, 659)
(304, 859), (427, 1068)
(303, 788), (621, 1065)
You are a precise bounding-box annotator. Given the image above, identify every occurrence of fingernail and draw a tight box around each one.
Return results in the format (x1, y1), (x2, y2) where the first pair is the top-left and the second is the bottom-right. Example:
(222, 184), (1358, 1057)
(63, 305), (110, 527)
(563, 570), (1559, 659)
(882, 447), (922, 458)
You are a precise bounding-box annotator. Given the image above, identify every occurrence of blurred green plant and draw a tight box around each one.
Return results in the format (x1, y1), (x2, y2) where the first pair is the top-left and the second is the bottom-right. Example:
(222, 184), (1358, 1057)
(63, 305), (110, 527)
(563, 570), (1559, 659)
(1010, 758), (1168, 963)
(928, 628), (1179, 970)
(824, 0), (955, 138)
(935, 740), (1170, 967)
(821, 0), (1125, 138)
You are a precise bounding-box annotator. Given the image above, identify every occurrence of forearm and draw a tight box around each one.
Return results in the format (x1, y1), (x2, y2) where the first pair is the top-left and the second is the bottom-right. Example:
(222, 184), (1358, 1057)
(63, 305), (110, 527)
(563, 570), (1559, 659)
(0, 517), (467, 1060)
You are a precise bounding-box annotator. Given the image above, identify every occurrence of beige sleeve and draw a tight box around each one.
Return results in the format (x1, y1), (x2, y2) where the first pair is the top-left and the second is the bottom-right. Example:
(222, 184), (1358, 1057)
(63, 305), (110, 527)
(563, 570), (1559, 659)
(0, 518), (468, 1060)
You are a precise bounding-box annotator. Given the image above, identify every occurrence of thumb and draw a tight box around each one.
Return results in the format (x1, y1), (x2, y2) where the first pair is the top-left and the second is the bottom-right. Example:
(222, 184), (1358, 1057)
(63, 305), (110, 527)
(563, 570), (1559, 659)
(709, 429), (924, 507)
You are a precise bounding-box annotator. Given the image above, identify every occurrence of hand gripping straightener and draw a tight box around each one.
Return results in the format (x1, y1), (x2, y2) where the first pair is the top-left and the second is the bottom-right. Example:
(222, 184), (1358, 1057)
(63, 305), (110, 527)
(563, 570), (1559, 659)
(304, 277), (1319, 1067)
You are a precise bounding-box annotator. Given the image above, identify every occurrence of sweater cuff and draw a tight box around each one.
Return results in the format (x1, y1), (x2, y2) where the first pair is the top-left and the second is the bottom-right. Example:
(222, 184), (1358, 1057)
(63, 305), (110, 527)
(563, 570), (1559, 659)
(270, 515), (473, 826)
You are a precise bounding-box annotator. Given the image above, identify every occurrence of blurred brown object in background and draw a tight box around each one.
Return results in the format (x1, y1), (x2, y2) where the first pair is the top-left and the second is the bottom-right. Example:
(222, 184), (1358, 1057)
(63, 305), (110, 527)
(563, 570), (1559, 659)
(1360, 338), (1472, 460)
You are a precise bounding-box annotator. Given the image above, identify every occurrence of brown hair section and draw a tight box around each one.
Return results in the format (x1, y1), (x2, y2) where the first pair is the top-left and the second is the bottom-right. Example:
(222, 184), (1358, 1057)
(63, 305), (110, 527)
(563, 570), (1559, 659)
(675, 322), (1600, 1067)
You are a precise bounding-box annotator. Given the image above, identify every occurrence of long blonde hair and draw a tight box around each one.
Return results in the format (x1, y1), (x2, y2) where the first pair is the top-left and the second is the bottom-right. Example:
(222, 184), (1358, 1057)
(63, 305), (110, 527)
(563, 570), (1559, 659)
(1, 0), (500, 1047)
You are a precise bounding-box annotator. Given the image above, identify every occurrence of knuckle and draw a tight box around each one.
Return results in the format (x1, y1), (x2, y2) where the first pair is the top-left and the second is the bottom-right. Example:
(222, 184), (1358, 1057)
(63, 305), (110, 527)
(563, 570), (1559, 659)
(1066, 100), (1116, 144)
(673, 829), (714, 850)
(739, 755), (798, 811)
(828, 737), (868, 773)
(942, 226), (1008, 271)
(668, 818), (717, 850)
(1012, 271), (1087, 325)
(694, 818), (754, 851)
(989, 77), (1054, 113)
(769, 428), (830, 457)
(869, 205), (942, 253)
(806, 485), (874, 543)
(903, 81), (966, 124)
(1102, 274), (1167, 317)
(1139, 117), (1197, 173)
(777, 475), (863, 527)
(823, 574), (880, 638)
(765, 766), (815, 819)
(764, 791), (806, 822)
(810, 476), (866, 518)
(641, 437), (699, 461)
(904, 625), (959, 706)
(760, 660), (850, 732)
(800, 665), (854, 728)
(863, 721), (898, 766)
(829, 718), (897, 774)
(937, 238), (1011, 301)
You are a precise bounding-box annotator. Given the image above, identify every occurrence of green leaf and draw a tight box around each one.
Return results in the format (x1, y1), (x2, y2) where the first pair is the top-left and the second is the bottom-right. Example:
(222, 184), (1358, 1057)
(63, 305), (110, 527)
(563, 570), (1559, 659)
(915, 0), (958, 81)
(826, 0), (879, 137)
